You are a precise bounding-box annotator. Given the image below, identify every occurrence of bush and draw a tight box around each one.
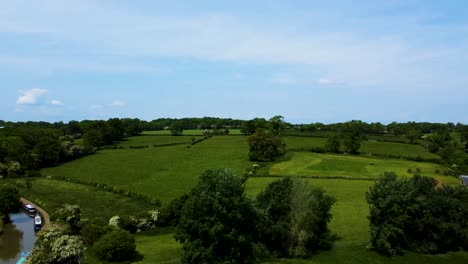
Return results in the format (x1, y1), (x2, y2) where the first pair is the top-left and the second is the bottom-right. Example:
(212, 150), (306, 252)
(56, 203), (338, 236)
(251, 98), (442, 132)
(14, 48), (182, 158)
(93, 229), (136, 262)
(248, 129), (286, 161)
(367, 172), (468, 256)
(158, 193), (190, 227)
(81, 220), (113, 245)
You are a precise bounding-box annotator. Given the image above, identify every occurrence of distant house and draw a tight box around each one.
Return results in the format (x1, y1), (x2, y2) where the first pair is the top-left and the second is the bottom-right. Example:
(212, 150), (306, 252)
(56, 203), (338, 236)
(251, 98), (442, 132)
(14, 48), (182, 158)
(460, 175), (468, 186)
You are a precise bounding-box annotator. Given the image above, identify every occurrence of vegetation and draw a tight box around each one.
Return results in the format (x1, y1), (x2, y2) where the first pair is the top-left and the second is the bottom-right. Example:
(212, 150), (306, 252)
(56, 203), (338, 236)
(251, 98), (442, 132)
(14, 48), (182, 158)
(175, 169), (261, 264)
(256, 177), (336, 257)
(2, 118), (468, 263)
(367, 172), (468, 256)
(93, 228), (136, 262)
(25, 222), (84, 264)
(0, 184), (20, 217)
(43, 136), (252, 202)
(249, 129), (286, 161)
(268, 152), (458, 184)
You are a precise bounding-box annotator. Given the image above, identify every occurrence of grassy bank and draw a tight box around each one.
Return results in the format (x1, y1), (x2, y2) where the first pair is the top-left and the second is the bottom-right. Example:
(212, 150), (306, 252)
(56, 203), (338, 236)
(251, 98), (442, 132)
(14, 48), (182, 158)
(11, 178), (154, 222)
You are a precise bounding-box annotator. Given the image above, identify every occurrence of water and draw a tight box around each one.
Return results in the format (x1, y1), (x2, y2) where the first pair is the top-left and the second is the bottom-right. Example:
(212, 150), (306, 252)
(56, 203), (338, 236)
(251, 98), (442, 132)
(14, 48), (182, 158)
(0, 212), (37, 264)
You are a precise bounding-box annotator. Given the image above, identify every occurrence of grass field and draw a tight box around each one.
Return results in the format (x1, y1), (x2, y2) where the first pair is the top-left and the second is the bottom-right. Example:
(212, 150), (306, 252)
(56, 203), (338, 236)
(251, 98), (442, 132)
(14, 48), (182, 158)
(116, 135), (197, 148)
(283, 136), (327, 150)
(36, 135), (468, 263)
(43, 136), (252, 202)
(142, 129), (243, 135)
(268, 152), (458, 184)
(11, 178), (153, 222)
(360, 140), (439, 159)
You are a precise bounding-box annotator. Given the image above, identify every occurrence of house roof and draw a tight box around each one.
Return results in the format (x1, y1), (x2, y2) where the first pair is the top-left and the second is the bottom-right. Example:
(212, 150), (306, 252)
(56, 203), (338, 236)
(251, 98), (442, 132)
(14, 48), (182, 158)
(460, 175), (468, 186)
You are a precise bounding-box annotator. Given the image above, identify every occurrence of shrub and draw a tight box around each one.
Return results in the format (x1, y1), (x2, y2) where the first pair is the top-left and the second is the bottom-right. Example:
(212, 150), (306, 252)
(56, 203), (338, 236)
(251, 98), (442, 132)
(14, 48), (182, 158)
(93, 229), (136, 262)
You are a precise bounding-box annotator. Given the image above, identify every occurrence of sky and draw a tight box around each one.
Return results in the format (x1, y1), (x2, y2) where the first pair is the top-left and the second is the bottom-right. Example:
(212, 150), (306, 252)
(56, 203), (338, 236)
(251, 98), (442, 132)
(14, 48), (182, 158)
(1, 0), (468, 124)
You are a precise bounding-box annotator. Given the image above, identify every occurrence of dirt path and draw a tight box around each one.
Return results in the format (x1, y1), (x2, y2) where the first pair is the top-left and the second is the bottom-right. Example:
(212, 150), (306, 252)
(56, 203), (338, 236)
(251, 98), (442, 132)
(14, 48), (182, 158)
(20, 197), (50, 228)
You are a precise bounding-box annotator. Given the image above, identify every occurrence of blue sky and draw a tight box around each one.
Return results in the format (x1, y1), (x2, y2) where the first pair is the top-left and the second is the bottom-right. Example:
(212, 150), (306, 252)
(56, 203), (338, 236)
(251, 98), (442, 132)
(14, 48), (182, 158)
(1, 0), (467, 124)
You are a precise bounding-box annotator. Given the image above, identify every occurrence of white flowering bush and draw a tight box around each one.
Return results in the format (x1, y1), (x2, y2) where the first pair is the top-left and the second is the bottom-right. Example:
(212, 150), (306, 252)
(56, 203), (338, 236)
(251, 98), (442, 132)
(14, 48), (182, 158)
(109, 215), (121, 227)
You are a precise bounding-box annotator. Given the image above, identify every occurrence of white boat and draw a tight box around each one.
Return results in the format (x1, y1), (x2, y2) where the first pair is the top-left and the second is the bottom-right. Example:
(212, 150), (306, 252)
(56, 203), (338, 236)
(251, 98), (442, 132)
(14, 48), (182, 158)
(34, 214), (42, 231)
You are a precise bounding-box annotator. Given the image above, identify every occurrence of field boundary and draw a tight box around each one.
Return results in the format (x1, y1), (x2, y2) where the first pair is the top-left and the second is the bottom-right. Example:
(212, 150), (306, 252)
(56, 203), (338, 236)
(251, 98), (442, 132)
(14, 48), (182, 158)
(41, 176), (161, 206)
(252, 174), (377, 181)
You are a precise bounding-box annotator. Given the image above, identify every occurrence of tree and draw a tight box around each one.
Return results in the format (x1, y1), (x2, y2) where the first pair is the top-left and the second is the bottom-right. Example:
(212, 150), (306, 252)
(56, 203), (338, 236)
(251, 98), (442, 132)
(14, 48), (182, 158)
(269, 115), (286, 136)
(341, 120), (365, 153)
(366, 172), (468, 256)
(248, 129), (286, 161)
(241, 118), (268, 135)
(0, 185), (21, 216)
(170, 121), (183, 136)
(52, 204), (82, 235)
(25, 222), (84, 264)
(256, 178), (336, 257)
(405, 129), (422, 144)
(175, 169), (261, 264)
(325, 133), (341, 153)
(93, 228), (136, 262)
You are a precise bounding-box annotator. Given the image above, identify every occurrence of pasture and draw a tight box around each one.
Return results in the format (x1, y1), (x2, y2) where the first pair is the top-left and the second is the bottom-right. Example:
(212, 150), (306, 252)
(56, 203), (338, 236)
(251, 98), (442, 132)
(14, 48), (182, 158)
(43, 136), (252, 202)
(142, 129), (243, 135)
(116, 135), (197, 148)
(268, 152), (458, 184)
(37, 134), (468, 263)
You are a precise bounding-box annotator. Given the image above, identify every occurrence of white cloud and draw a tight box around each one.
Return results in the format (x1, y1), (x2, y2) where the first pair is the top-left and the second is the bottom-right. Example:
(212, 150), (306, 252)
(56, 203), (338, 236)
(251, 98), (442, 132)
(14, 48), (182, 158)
(112, 100), (126, 107)
(318, 78), (333, 85)
(16, 88), (48, 105)
(50, 99), (64, 105)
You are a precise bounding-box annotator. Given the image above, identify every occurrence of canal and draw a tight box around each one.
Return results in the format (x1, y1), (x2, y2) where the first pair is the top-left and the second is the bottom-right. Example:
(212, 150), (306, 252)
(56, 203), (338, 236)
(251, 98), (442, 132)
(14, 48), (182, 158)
(0, 212), (36, 264)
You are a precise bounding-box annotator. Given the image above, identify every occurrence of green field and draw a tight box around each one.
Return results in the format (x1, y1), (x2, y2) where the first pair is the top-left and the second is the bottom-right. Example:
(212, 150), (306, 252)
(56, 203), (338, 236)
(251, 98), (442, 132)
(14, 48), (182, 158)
(12, 178), (153, 221)
(116, 135), (197, 148)
(268, 152), (458, 184)
(360, 140), (439, 159)
(43, 136), (252, 202)
(142, 129), (243, 135)
(37, 135), (468, 263)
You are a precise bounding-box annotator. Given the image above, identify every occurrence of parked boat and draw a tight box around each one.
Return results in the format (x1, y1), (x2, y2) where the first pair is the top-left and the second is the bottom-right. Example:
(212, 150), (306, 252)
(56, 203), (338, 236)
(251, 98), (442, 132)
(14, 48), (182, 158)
(34, 214), (42, 232)
(16, 252), (29, 264)
(23, 204), (36, 217)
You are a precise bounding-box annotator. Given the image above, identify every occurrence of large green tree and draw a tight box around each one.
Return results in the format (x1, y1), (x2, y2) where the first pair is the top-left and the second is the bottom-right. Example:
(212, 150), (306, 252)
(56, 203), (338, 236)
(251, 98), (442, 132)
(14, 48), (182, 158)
(175, 169), (260, 264)
(256, 177), (336, 257)
(367, 172), (468, 256)
(248, 129), (286, 161)
(0, 185), (21, 216)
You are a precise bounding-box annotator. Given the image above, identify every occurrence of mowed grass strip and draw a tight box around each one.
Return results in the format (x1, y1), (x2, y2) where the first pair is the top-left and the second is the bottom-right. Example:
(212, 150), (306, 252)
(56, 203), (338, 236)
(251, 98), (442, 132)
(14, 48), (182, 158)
(43, 136), (252, 203)
(133, 230), (182, 264)
(269, 152), (458, 184)
(12, 178), (153, 221)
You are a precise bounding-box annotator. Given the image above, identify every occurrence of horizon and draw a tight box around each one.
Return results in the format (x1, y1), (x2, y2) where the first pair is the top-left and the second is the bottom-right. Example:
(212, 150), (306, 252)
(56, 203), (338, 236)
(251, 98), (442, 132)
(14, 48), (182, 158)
(1, 1), (468, 124)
